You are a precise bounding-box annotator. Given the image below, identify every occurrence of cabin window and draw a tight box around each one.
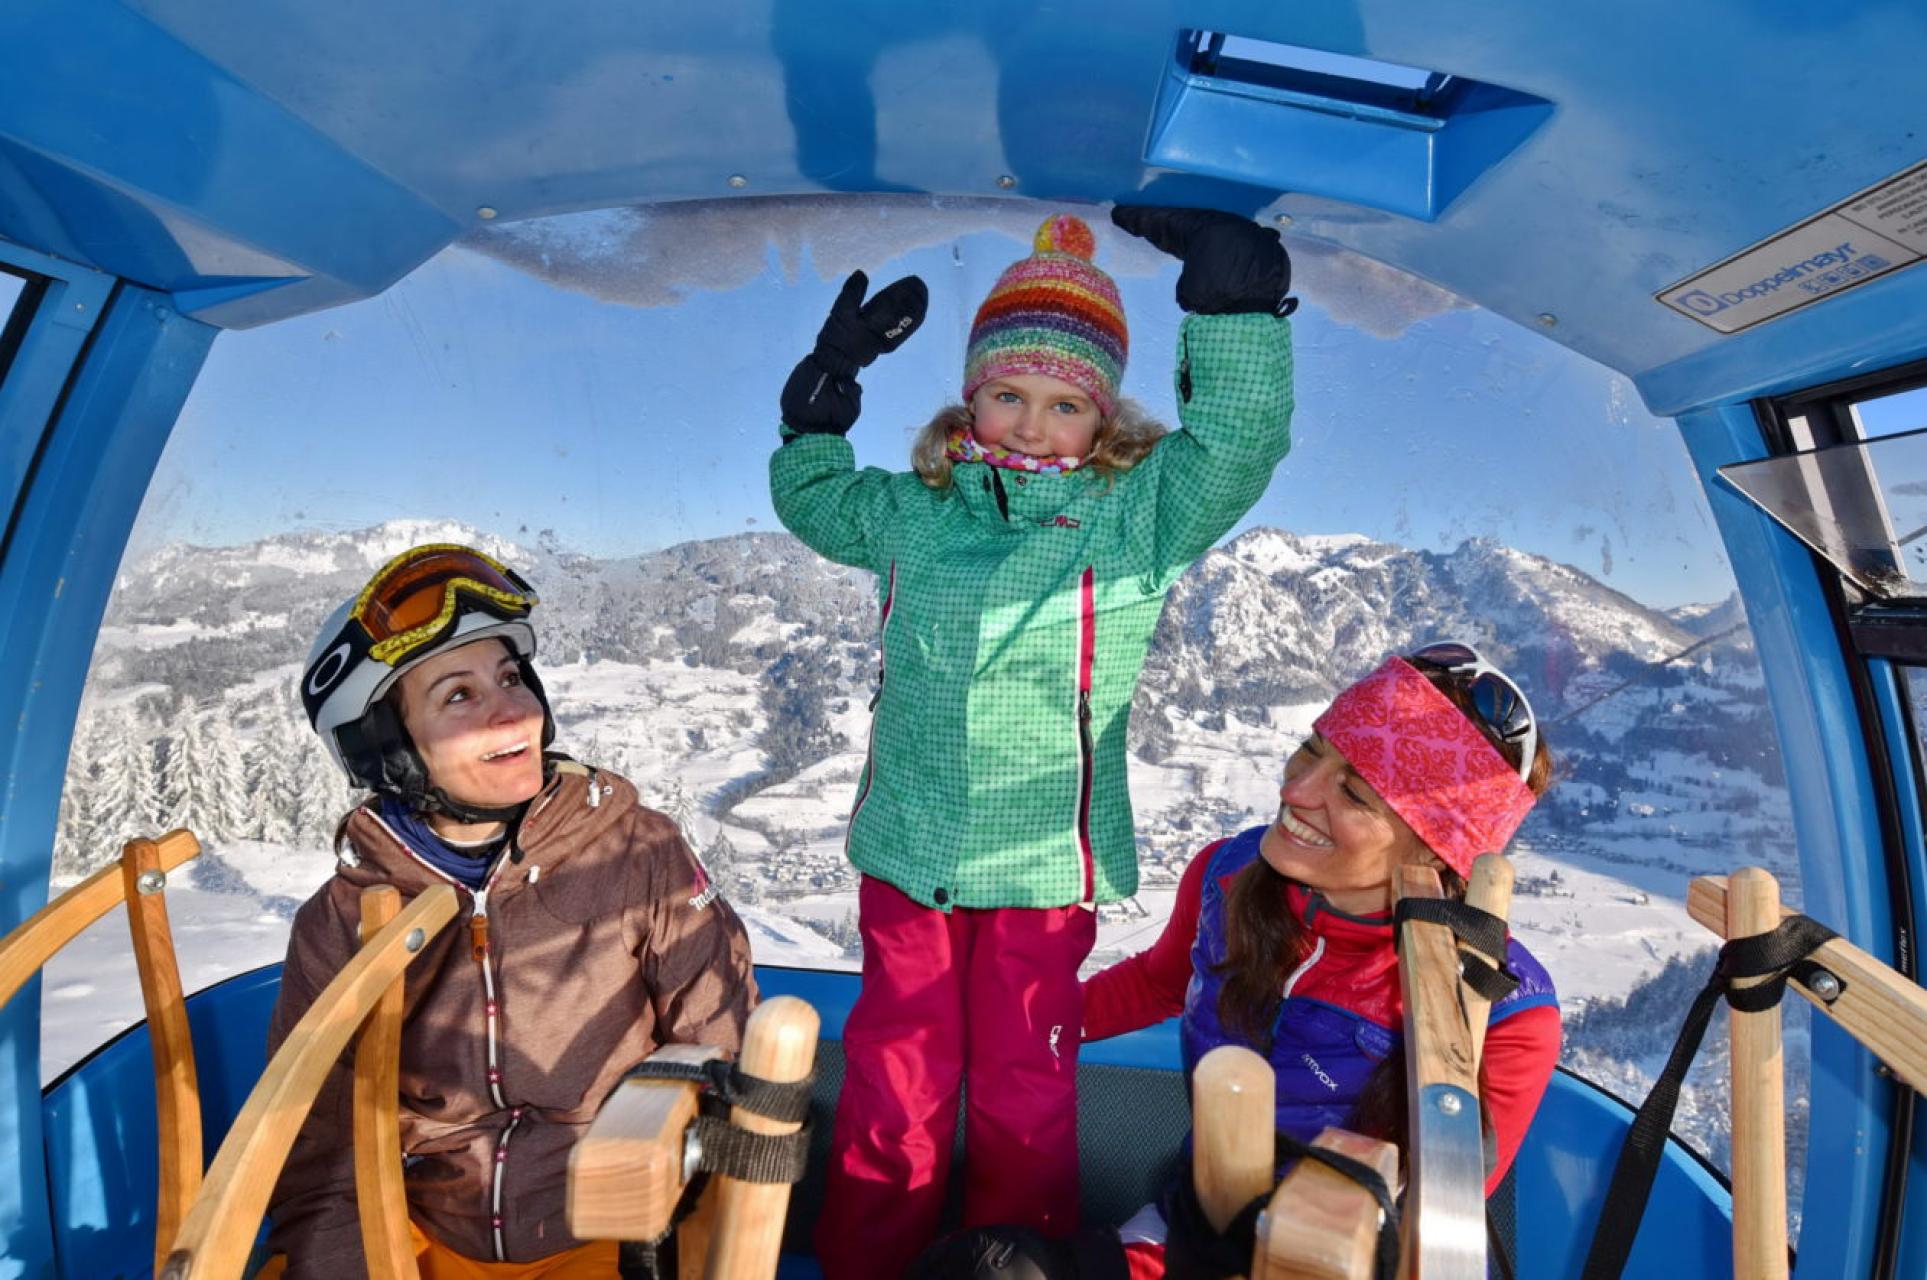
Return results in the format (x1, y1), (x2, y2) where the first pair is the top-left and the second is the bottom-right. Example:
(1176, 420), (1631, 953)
(1723, 363), (1927, 600)
(44, 199), (1793, 1208)
(0, 268), (32, 382)
(1849, 382), (1927, 442)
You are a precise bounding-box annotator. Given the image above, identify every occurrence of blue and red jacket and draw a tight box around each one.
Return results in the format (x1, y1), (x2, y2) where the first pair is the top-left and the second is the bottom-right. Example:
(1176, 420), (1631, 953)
(1082, 826), (1561, 1193)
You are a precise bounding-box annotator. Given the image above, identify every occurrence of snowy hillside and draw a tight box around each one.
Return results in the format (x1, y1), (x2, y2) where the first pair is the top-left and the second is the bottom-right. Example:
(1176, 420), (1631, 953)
(46, 518), (1796, 1178)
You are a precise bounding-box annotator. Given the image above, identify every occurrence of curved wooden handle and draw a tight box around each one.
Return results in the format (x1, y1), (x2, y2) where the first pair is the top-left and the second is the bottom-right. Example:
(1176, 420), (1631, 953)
(1462, 853), (1515, 1072)
(123, 835), (204, 1275)
(1727, 868), (1788, 1280)
(0, 828), (201, 1010)
(1193, 1045), (1276, 1234)
(354, 887), (420, 1280)
(704, 996), (820, 1280)
(159, 884), (458, 1280)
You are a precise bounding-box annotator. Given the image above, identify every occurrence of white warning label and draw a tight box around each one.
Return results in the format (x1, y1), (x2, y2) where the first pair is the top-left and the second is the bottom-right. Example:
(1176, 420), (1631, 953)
(1658, 160), (1927, 333)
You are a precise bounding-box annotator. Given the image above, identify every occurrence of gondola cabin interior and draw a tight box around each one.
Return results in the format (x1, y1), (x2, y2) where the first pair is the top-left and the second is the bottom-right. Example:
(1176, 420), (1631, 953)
(4, 3), (1927, 1277)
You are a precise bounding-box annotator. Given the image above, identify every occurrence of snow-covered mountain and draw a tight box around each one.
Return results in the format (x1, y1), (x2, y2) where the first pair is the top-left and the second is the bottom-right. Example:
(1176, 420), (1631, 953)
(75, 517), (1792, 910)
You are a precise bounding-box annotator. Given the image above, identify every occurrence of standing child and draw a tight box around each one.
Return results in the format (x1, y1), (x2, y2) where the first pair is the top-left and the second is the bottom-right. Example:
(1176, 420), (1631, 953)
(770, 206), (1296, 1280)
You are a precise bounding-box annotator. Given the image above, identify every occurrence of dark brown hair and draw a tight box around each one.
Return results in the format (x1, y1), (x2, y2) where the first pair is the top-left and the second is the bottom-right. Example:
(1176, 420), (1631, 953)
(1212, 659), (1554, 1144)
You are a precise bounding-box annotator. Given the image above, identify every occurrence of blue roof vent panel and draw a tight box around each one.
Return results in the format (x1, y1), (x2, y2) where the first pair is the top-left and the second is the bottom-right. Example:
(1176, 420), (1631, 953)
(1144, 31), (1553, 222)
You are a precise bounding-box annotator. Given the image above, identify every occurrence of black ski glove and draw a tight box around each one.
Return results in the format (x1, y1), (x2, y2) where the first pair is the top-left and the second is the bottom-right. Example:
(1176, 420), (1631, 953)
(1111, 206), (1295, 317)
(779, 270), (929, 436)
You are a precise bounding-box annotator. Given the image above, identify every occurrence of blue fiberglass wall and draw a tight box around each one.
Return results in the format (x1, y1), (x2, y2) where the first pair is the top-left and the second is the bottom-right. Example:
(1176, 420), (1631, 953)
(0, 237), (214, 1278)
(1678, 402), (1902, 1280)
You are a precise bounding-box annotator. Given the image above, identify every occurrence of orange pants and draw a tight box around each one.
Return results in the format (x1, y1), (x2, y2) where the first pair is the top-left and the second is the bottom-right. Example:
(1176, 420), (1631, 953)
(255, 1223), (619, 1279)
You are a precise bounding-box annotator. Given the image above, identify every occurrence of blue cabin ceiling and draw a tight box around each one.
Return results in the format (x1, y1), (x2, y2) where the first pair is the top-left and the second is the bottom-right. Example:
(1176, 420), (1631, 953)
(2, 0), (1926, 412)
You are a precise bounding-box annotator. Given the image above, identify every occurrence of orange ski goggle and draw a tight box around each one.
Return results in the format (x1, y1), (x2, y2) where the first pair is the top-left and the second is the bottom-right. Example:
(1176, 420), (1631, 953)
(352, 544), (538, 665)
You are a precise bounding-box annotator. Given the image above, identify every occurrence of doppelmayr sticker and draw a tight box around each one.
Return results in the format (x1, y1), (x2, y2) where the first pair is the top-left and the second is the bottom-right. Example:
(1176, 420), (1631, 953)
(1659, 160), (1927, 334)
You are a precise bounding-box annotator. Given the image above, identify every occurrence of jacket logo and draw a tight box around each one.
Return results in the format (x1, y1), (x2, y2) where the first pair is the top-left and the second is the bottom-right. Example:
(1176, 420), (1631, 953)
(1300, 1052), (1339, 1092)
(688, 859), (719, 910)
(1036, 514), (1082, 529)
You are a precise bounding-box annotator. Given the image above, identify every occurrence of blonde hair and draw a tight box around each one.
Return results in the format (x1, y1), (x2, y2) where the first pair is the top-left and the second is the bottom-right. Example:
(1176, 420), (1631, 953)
(910, 398), (1168, 491)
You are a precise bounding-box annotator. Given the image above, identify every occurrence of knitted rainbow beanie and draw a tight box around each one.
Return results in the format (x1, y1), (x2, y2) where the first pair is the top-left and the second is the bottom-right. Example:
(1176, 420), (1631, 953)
(962, 214), (1128, 417)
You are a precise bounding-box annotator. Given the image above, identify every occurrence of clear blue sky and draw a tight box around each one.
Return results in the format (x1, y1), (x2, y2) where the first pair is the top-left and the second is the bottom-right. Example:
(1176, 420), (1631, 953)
(141, 221), (1738, 608)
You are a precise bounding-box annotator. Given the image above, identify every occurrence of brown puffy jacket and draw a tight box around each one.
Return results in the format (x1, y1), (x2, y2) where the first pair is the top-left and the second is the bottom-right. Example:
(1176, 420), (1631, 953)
(265, 763), (757, 1275)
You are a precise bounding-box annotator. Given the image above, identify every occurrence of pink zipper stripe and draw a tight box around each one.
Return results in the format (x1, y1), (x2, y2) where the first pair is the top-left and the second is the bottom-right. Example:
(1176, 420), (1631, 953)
(1076, 567), (1096, 903)
(846, 560), (897, 850)
(1078, 568), (1095, 695)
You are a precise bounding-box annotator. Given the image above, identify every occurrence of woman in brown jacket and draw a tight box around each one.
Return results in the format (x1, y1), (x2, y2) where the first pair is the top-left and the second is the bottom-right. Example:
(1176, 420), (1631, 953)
(264, 543), (757, 1279)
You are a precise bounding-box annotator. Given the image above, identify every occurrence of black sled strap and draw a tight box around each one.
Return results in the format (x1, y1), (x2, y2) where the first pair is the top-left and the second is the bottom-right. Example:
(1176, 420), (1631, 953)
(1579, 913), (1835, 1279)
(1393, 897), (1522, 1001)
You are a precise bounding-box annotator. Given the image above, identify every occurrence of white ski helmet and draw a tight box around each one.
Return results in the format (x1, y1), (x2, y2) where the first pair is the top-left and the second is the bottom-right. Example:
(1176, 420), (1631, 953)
(301, 543), (554, 812)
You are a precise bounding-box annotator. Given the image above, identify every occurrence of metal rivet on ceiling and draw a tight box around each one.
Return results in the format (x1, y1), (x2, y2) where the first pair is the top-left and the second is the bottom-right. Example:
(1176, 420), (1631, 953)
(996, 174), (1017, 189)
(1536, 312), (1558, 328)
(476, 207), (498, 220)
(728, 174), (749, 189)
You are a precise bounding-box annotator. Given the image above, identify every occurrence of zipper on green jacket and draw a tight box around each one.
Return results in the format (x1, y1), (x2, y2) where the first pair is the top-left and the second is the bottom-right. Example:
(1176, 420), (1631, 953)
(847, 560), (897, 853)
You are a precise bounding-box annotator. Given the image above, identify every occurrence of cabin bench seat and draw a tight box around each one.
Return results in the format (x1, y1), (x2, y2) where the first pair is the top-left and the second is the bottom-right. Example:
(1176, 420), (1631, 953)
(38, 965), (1735, 1278)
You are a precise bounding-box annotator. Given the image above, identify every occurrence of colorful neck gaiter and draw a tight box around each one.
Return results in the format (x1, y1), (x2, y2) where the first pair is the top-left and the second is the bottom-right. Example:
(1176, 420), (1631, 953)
(1312, 656), (1538, 875)
(944, 425), (1086, 476)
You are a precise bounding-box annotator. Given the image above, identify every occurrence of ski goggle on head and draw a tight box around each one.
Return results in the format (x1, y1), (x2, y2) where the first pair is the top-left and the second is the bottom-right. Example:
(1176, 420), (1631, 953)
(353, 544), (539, 666)
(1406, 641), (1538, 782)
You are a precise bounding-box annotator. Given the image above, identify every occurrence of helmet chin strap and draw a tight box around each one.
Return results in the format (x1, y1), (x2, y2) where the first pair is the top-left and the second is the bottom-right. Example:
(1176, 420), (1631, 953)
(415, 782), (531, 828)
(404, 749), (558, 830)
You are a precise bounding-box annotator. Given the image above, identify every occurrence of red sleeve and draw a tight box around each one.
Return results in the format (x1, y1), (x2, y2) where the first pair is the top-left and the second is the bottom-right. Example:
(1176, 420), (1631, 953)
(1081, 841), (1220, 1041)
(1480, 1003), (1562, 1194)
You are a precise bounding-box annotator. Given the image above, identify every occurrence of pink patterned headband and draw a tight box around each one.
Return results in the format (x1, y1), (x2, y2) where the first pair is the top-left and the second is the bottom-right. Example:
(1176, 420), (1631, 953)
(1312, 656), (1538, 875)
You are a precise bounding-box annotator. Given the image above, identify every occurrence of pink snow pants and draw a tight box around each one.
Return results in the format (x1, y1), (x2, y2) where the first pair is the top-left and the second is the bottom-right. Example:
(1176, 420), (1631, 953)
(813, 876), (1098, 1280)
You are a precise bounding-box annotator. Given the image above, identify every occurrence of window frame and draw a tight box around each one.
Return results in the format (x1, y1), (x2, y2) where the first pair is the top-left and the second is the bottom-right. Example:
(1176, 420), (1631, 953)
(1756, 366), (1927, 1277)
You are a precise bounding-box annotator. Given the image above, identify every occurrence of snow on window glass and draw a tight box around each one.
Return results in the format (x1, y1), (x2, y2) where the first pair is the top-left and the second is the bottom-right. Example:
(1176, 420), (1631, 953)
(44, 196), (1798, 1209)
